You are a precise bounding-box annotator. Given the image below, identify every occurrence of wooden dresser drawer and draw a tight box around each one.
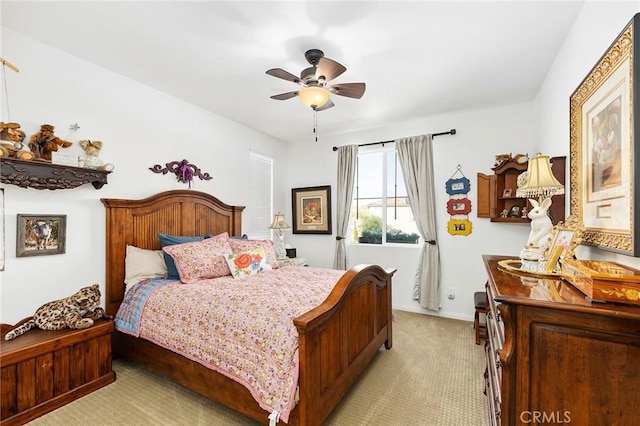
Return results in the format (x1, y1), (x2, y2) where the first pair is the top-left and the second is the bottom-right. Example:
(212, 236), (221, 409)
(0, 319), (115, 425)
(485, 281), (503, 425)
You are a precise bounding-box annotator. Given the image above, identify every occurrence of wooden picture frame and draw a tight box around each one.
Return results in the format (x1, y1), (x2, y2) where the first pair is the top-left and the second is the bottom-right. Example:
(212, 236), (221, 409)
(447, 218), (472, 236)
(0, 188), (4, 271)
(502, 188), (512, 198)
(445, 176), (470, 195)
(570, 13), (640, 256)
(446, 198), (472, 215)
(291, 185), (332, 234)
(16, 214), (67, 257)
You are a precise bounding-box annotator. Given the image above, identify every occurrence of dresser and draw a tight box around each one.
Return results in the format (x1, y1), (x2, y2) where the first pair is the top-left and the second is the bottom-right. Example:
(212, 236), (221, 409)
(482, 255), (640, 426)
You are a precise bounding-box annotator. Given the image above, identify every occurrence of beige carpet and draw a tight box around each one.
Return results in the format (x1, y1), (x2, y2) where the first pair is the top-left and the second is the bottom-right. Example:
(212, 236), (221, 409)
(28, 310), (488, 425)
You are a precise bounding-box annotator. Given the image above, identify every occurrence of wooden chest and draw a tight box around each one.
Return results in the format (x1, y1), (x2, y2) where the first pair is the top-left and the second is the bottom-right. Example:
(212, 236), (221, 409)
(561, 258), (640, 305)
(0, 319), (115, 425)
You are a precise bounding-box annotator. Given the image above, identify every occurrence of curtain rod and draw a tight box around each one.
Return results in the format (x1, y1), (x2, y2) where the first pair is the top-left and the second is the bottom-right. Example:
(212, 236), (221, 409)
(331, 128), (456, 151)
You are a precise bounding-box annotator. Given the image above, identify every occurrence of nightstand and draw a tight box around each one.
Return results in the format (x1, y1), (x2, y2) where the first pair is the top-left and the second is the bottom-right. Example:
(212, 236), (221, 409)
(279, 257), (309, 267)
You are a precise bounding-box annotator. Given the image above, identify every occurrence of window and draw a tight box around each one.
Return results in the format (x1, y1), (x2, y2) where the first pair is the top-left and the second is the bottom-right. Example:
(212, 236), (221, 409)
(350, 145), (420, 245)
(244, 151), (273, 239)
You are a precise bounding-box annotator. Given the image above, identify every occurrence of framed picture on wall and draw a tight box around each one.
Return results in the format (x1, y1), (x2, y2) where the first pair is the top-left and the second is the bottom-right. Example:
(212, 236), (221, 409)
(16, 214), (67, 257)
(569, 13), (640, 256)
(0, 189), (4, 271)
(291, 185), (332, 234)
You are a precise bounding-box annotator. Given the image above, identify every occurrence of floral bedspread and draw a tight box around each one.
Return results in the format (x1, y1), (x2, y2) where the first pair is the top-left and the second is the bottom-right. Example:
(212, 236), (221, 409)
(114, 266), (345, 423)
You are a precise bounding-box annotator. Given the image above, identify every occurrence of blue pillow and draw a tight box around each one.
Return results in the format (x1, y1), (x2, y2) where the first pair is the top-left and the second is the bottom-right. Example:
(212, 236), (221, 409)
(158, 233), (210, 280)
(231, 234), (248, 239)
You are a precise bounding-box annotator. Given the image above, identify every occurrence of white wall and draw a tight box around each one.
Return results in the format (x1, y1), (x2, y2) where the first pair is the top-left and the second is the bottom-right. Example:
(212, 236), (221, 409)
(3, 3), (637, 325)
(535, 1), (640, 267)
(286, 102), (537, 321)
(0, 29), (289, 324)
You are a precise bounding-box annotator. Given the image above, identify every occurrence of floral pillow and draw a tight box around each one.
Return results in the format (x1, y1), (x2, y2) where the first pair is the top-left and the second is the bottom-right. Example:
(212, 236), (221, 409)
(228, 239), (280, 269)
(158, 233), (212, 280)
(226, 248), (272, 279)
(162, 233), (233, 283)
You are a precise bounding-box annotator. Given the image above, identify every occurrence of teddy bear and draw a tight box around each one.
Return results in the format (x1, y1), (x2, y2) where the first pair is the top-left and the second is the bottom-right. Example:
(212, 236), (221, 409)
(0, 122), (34, 160)
(29, 124), (73, 161)
(78, 139), (104, 169)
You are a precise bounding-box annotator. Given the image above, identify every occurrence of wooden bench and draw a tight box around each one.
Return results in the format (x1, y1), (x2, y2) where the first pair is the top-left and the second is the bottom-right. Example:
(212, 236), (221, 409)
(0, 318), (115, 425)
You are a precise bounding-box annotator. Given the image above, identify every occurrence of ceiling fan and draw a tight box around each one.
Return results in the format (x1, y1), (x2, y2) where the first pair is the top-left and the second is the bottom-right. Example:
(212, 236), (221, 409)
(266, 49), (366, 111)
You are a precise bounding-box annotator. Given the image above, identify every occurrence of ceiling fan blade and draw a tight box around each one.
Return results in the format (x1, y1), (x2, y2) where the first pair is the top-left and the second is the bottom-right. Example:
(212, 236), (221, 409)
(315, 98), (335, 112)
(328, 82), (366, 99)
(266, 68), (302, 84)
(315, 57), (346, 82)
(270, 91), (299, 101)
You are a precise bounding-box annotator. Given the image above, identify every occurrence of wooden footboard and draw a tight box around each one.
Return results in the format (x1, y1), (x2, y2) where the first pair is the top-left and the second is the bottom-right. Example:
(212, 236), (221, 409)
(293, 264), (395, 425)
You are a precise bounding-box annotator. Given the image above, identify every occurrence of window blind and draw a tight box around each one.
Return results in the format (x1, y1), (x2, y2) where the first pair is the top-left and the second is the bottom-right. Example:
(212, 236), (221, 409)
(245, 152), (273, 240)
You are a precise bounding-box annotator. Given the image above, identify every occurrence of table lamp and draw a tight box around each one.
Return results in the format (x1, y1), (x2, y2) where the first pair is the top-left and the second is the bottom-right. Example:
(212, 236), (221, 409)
(516, 153), (565, 269)
(516, 153), (565, 202)
(269, 213), (291, 260)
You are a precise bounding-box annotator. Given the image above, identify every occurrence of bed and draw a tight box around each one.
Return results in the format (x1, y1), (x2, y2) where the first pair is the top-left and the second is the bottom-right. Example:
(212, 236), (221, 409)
(101, 190), (395, 425)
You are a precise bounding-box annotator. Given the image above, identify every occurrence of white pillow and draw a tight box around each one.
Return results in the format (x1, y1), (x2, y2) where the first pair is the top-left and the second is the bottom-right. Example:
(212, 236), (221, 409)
(124, 245), (167, 291)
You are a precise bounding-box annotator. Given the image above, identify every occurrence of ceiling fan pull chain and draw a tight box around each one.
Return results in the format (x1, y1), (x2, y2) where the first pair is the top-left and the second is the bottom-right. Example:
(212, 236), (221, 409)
(314, 108), (318, 142)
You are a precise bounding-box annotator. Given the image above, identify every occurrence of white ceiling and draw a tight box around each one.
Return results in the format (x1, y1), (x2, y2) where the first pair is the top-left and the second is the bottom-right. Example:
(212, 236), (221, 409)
(1, 1), (585, 144)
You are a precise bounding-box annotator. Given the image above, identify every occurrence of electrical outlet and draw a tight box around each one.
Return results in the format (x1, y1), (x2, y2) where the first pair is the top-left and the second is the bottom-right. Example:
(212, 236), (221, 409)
(447, 288), (455, 300)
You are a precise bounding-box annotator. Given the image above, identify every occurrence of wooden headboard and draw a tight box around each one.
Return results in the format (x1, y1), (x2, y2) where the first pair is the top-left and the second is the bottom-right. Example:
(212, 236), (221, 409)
(101, 190), (245, 316)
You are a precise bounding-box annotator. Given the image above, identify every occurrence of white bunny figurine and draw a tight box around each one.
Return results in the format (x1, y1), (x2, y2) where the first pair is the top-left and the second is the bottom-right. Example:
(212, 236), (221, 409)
(526, 198), (553, 248)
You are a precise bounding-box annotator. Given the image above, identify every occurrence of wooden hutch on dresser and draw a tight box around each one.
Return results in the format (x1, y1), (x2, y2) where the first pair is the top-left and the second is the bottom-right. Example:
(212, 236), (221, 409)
(482, 255), (640, 426)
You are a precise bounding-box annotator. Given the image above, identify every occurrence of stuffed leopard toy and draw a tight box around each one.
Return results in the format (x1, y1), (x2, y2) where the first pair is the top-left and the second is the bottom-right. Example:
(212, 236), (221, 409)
(4, 284), (106, 340)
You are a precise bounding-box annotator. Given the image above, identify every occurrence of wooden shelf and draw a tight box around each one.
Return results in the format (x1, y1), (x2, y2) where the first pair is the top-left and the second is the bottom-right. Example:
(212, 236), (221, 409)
(0, 158), (111, 190)
(477, 156), (565, 224)
(491, 217), (529, 223)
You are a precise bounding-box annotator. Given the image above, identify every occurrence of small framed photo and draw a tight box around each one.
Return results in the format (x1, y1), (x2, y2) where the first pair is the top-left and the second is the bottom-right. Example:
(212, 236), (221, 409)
(542, 215), (585, 270)
(16, 214), (67, 257)
(445, 177), (471, 195)
(291, 185), (332, 234)
(447, 219), (472, 236)
(446, 198), (472, 215)
(502, 188), (512, 198)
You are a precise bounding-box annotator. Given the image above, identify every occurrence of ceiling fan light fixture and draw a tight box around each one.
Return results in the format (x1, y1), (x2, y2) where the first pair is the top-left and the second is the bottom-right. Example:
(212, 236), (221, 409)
(298, 86), (330, 109)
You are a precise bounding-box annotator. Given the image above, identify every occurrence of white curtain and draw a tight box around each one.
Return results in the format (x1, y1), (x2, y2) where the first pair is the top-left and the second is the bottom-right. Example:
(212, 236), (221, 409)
(396, 134), (441, 311)
(333, 145), (358, 270)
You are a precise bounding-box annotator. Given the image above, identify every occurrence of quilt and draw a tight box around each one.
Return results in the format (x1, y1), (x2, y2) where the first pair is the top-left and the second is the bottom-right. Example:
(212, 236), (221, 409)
(114, 266), (345, 423)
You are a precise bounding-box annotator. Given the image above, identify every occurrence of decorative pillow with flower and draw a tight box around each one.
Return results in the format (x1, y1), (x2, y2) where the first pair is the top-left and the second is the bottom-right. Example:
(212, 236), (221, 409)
(226, 248), (272, 279)
(228, 239), (280, 269)
(162, 232), (233, 283)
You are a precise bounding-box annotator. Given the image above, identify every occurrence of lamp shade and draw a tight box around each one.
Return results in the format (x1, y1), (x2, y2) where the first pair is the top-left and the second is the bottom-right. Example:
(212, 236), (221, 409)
(298, 86), (330, 108)
(516, 153), (565, 199)
(269, 213), (290, 230)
